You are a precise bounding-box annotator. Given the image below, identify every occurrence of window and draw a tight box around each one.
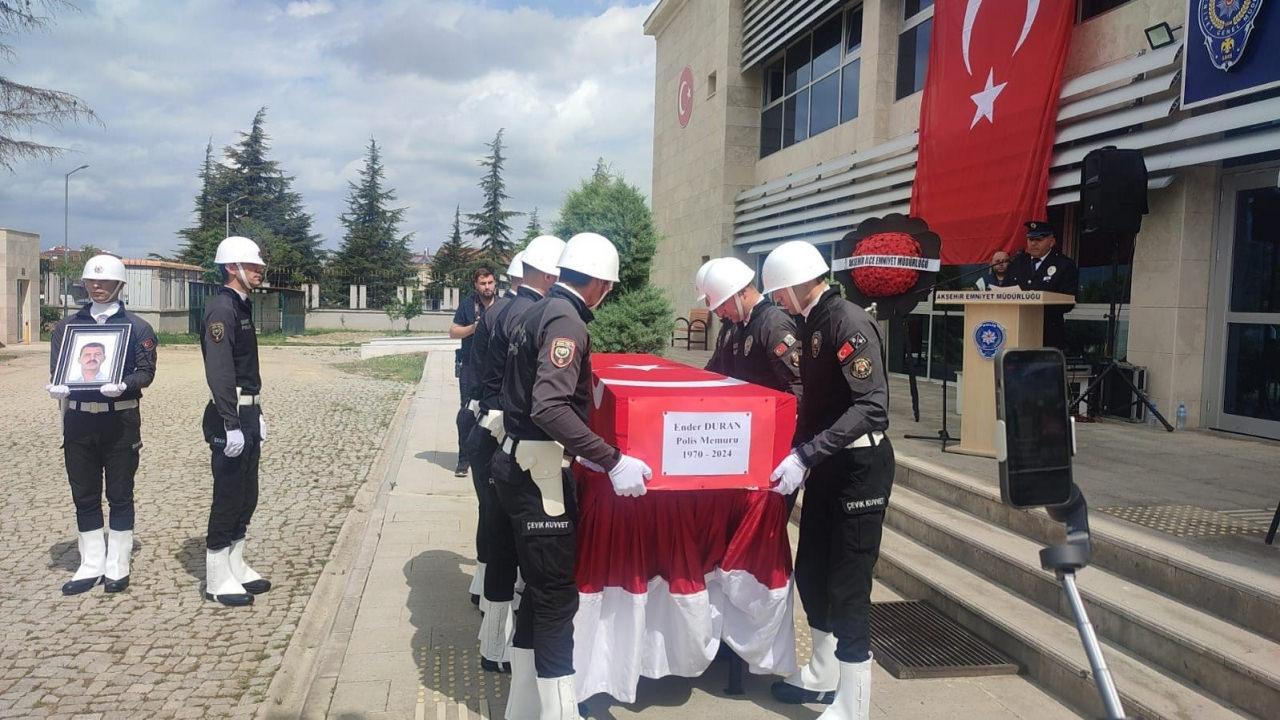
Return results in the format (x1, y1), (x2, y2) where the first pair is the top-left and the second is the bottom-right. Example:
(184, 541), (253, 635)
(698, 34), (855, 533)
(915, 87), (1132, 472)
(896, 0), (933, 100)
(1077, 0), (1133, 23)
(760, 4), (864, 158)
(706, 71), (717, 99)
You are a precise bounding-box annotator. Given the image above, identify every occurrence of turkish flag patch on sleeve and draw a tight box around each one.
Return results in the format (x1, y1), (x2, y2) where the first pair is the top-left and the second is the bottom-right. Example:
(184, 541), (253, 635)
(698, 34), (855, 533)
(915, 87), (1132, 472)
(773, 342), (788, 357)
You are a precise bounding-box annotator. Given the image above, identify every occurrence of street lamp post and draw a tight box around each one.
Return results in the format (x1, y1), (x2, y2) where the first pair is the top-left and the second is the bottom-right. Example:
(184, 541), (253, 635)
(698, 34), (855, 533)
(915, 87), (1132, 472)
(225, 195), (248, 237)
(63, 164), (90, 311)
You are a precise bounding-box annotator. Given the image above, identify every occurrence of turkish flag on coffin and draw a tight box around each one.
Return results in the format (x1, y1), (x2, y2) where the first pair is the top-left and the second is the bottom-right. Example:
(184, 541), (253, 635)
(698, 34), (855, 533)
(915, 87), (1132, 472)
(587, 353), (797, 490)
(910, 0), (1074, 265)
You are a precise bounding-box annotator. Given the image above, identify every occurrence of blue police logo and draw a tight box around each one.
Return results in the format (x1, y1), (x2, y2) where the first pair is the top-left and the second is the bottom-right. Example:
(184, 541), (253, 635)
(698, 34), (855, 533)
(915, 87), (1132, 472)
(1198, 0), (1265, 71)
(974, 320), (1006, 360)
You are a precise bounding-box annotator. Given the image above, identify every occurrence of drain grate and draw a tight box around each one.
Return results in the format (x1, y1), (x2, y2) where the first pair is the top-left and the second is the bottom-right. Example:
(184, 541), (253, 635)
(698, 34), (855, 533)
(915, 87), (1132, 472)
(870, 600), (1019, 679)
(1099, 505), (1268, 538)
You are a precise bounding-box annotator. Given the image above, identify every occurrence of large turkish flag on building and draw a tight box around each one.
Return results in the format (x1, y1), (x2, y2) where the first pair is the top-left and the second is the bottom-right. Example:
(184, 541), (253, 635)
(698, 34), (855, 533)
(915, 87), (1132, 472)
(910, 1), (1074, 265)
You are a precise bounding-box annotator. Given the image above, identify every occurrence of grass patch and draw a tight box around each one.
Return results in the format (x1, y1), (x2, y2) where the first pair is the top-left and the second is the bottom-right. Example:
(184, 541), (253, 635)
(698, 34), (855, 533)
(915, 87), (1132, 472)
(156, 332), (301, 347)
(335, 352), (427, 384)
(0, 353), (15, 363)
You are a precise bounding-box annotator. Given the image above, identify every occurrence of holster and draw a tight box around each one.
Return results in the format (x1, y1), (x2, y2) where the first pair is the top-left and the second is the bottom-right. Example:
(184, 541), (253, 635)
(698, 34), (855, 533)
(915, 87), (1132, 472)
(514, 439), (566, 516)
(479, 409), (506, 444)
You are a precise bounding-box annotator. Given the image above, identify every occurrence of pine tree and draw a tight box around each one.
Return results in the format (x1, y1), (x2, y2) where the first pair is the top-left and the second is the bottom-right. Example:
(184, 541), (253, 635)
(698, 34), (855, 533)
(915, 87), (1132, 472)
(516, 207), (542, 251)
(465, 129), (521, 267)
(326, 138), (414, 308)
(178, 140), (225, 266)
(431, 207), (474, 294)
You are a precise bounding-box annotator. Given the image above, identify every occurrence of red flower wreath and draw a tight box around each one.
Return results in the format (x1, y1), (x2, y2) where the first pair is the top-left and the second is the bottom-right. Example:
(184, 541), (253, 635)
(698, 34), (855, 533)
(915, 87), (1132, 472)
(850, 232), (921, 298)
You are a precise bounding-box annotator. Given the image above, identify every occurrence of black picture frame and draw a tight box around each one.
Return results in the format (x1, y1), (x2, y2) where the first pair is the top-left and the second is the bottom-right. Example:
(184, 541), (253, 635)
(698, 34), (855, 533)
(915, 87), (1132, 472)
(53, 324), (131, 388)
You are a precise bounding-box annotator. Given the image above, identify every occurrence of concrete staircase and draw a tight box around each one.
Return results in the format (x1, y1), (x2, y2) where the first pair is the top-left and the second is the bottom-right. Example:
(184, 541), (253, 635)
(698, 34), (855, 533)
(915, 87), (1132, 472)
(875, 454), (1280, 720)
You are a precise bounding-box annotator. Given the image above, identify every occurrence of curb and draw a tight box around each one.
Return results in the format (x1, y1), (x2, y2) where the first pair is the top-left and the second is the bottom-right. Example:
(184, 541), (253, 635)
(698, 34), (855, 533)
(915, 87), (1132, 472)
(255, 356), (425, 719)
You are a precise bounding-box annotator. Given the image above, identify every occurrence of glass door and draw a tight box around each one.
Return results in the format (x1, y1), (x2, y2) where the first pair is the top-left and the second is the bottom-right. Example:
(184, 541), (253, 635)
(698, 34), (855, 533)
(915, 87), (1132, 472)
(1206, 169), (1280, 439)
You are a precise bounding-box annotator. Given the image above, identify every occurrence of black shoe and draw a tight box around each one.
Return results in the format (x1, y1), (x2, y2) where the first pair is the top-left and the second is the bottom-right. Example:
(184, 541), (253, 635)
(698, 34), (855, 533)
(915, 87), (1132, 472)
(455, 462), (469, 477)
(104, 576), (130, 593)
(62, 575), (102, 596)
(480, 658), (511, 673)
(770, 680), (836, 705)
(204, 589), (254, 606)
(242, 579), (272, 594)
(471, 593), (481, 608)
(578, 702), (589, 718)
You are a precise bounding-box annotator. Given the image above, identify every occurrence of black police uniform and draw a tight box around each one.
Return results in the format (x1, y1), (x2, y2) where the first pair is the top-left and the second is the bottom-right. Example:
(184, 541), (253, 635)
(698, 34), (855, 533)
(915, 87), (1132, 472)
(705, 318), (735, 374)
(51, 303), (158, 534)
(200, 286), (264, 551)
(453, 292), (488, 470)
(1006, 243), (1079, 352)
(793, 287), (893, 663)
(725, 298), (803, 401)
(494, 284), (620, 679)
(473, 285), (545, 608)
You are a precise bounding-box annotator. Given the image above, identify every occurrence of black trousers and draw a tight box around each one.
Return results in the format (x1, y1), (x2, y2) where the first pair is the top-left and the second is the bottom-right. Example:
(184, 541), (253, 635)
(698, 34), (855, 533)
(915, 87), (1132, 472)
(62, 407), (142, 532)
(467, 427), (497, 565)
(491, 449), (578, 679)
(468, 424), (521, 600)
(203, 403), (262, 551)
(795, 439), (895, 662)
(456, 364), (478, 466)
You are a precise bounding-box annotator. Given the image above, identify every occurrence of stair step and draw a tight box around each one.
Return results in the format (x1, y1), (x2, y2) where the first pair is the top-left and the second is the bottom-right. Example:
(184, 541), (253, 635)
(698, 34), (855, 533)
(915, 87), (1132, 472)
(895, 453), (1280, 642)
(876, 527), (1253, 720)
(887, 484), (1280, 719)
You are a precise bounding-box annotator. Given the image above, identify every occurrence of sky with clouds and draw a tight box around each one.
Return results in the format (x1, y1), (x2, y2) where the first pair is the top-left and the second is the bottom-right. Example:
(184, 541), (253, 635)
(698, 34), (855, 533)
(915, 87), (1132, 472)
(0, 0), (657, 259)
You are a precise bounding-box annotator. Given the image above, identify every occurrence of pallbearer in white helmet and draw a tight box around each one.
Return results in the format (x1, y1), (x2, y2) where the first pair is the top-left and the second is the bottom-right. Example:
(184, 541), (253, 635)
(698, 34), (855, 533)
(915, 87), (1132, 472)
(702, 256), (802, 401)
(504, 251), (525, 298)
(763, 240), (892, 720)
(200, 236), (271, 606)
(47, 254), (159, 594)
(693, 258), (735, 375)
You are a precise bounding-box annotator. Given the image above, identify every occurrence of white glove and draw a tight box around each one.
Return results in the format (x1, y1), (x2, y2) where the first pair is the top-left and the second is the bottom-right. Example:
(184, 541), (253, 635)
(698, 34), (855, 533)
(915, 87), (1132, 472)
(46, 384), (71, 400)
(770, 453), (808, 495)
(258, 414), (267, 443)
(99, 382), (126, 398)
(575, 456), (605, 473)
(607, 454), (652, 497)
(224, 428), (245, 458)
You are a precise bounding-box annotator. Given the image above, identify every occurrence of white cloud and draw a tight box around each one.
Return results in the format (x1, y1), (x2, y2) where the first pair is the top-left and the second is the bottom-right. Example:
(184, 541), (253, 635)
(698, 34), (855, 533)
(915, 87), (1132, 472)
(0, 0), (656, 260)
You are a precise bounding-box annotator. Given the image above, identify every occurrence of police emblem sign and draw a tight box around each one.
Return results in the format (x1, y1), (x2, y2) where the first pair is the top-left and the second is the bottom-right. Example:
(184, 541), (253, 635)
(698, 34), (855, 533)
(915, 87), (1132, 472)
(974, 320), (1006, 360)
(1183, 0), (1279, 108)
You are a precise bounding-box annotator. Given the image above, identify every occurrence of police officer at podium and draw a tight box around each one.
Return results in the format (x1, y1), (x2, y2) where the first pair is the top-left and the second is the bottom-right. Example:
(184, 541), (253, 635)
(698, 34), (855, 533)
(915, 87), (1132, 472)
(48, 255), (158, 595)
(200, 236), (272, 607)
(761, 240), (893, 720)
(493, 232), (651, 718)
(1006, 220), (1079, 351)
(701, 256), (802, 401)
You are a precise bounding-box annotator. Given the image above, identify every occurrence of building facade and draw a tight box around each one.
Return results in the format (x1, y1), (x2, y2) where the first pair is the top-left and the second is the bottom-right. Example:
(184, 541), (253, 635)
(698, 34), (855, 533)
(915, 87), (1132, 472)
(645, 0), (1280, 439)
(0, 228), (40, 346)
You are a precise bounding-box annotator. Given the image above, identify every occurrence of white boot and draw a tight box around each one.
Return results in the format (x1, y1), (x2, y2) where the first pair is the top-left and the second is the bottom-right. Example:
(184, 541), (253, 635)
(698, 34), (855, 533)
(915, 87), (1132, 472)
(205, 547), (253, 606)
(816, 658), (872, 720)
(504, 647), (539, 720)
(772, 628), (839, 703)
(535, 675), (577, 720)
(104, 529), (133, 593)
(62, 529), (106, 595)
(479, 600), (514, 669)
(470, 562), (487, 609)
(229, 538), (271, 594)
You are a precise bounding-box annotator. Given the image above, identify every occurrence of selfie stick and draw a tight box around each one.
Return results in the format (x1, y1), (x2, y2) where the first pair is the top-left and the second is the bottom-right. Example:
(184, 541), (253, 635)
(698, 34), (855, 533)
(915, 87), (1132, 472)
(1042, 486), (1126, 719)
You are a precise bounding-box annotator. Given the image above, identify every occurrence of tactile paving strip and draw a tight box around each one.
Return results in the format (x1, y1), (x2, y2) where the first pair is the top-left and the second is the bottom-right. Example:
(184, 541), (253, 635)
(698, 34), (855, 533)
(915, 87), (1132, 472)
(1099, 505), (1269, 538)
(419, 644), (507, 720)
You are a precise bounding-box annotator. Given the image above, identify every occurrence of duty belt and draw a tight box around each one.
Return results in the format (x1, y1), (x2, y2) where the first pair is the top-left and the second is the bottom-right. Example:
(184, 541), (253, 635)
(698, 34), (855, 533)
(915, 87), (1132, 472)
(237, 394), (261, 406)
(845, 431), (885, 449)
(68, 399), (139, 414)
(500, 436), (520, 455)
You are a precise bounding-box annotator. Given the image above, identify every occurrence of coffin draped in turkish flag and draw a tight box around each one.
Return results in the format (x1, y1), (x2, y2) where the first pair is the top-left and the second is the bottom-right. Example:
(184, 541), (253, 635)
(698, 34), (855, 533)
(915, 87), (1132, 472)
(910, 1), (1074, 264)
(587, 353), (797, 490)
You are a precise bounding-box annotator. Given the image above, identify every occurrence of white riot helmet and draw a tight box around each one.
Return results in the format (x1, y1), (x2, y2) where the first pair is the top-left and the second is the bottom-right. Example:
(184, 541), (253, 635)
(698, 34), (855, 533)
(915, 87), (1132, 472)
(506, 251), (525, 280)
(693, 258), (720, 304)
(762, 240), (829, 313)
(521, 235), (567, 276)
(703, 257), (756, 316)
(82, 254), (128, 302)
(557, 232), (619, 283)
(214, 236), (266, 266)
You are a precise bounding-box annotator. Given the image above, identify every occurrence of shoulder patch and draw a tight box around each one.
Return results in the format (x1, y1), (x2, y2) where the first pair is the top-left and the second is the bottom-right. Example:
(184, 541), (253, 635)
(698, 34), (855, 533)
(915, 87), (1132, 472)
(810, 331), (823, 358)
(790, 349), (801, 368)
(549, 337), (577, 368)
(836, 332), (868, 363)
(209, 321), (225, 343)
(782, 333), (796, 347)
(851, 356), (874, 380)
(773, 342), (788, 358)
(142, 337), (156, 351)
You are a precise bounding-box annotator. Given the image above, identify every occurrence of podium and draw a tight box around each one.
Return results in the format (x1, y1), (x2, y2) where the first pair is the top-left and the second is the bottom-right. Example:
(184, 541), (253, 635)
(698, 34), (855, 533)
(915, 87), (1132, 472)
(933, 290), (1076, 457)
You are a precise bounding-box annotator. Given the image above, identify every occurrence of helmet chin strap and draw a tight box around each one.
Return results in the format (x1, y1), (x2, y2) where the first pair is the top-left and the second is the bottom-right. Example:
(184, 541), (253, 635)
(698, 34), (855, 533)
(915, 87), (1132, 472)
(233, 263), (252, 291)
(104, 281), (124, 303)
(784, 287), (801, 315)
(733, 294), (745, 321)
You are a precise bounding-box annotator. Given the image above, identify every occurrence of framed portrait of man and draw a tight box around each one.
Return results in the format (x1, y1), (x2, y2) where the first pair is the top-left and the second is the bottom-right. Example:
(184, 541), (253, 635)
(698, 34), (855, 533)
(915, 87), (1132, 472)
(54, 324), (132, 388)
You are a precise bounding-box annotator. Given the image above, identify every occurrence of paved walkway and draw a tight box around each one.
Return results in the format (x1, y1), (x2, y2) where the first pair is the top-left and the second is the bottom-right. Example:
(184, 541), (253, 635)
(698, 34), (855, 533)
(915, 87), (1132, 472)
(0, 344), (407, 720)
(294, 350), (1081, 719)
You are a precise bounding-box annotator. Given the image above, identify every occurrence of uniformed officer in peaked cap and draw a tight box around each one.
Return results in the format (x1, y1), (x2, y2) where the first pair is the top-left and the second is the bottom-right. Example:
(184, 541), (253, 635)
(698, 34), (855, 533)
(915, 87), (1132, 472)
(701, 256), (802, 401)
(468, 236), (566, 676)
(761, 240), (893, 720)
(1005, 220), (1079, 351)
(47, 254), (158, 595)
(200, 236), (272, 607)
(493, 232), (652, 719)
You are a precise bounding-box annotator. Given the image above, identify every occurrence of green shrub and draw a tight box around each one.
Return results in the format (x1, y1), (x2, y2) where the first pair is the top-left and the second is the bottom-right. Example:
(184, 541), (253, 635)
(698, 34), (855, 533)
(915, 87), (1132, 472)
(40, 306), (64, 332)
(589, 284), (675, 355)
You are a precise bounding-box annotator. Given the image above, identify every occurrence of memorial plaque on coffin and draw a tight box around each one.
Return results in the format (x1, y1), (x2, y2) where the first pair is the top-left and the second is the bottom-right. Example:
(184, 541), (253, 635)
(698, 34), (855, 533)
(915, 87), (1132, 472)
(588, 353), (797, 490)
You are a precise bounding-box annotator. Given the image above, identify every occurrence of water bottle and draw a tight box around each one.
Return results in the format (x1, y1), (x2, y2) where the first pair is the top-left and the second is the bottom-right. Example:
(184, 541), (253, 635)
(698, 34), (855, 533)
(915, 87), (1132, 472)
(1176, 403), (1188, 431)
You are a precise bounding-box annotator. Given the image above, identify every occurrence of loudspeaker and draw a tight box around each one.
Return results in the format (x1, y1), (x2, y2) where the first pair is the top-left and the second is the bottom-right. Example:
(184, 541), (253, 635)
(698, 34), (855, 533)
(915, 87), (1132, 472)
(1081, 146), (1149, 235)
